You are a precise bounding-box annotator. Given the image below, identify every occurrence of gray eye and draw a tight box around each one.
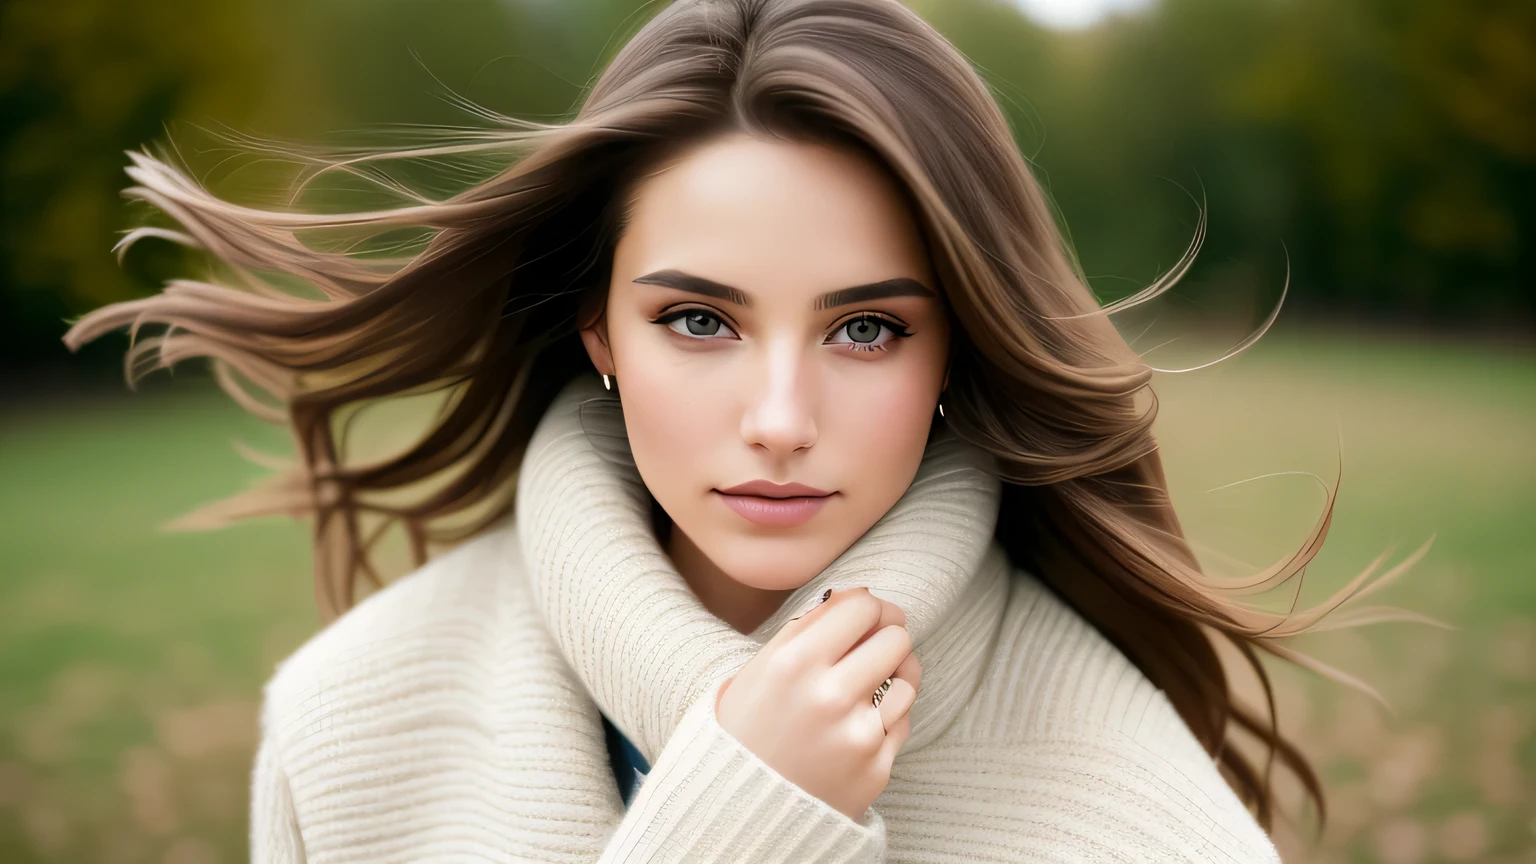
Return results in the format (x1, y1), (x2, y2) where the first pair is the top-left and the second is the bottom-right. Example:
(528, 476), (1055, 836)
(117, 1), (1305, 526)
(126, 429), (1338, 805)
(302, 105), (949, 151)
(845, 317), (882, 344)
(663, 309), (730, 338)
(682, 311), (721, 336)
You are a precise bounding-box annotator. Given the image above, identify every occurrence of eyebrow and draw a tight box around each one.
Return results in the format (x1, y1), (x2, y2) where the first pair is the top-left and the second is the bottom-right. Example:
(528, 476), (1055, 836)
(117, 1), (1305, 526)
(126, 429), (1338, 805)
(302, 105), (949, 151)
(631, 269), (937, 310)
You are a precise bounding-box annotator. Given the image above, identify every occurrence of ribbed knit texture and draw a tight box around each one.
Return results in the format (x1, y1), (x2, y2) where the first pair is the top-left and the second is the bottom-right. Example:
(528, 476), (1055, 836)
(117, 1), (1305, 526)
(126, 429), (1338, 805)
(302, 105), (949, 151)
(251, 375), (1281, 863)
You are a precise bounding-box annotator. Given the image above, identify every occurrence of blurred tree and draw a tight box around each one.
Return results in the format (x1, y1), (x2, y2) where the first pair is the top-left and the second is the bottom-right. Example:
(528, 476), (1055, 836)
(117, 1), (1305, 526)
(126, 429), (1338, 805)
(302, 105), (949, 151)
(1220, 0), (1535, 318)
(0, 0), (321, 375)
(2, 0), (1531, 378)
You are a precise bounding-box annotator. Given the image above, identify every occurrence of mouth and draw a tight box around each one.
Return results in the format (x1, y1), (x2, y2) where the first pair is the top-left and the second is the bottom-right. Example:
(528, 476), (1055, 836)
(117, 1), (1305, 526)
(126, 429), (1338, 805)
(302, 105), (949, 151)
(713, 481), (835, 528)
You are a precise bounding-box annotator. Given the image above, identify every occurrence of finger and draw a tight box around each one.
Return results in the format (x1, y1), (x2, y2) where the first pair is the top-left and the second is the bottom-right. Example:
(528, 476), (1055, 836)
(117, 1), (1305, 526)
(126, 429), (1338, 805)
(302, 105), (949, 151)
(892, 645), (921, 693)
(789, 589), (901, 631)
(878, 711), (912, 765)
(796, 588), (883, 666)
(786, 587), (835, 623)
(846, 598), (907, 654)
(713, 676), (733, 713)
(769, 586), (848, 649)
(871, 597), (907, 632)
(876, 676), (916, 733)
(829, 623), (912, 697)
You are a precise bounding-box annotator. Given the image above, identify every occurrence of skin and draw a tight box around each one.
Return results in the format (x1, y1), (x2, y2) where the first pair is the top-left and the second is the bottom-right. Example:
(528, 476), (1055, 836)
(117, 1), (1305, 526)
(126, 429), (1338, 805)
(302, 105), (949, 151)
(580, 131), (951, 634)
(580, 131), (946, 819)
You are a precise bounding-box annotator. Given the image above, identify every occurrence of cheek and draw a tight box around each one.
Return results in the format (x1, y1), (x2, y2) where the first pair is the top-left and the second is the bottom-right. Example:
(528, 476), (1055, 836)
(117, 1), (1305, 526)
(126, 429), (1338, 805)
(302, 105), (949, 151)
(829, 365), (937, 496)
(608, 325), (725, 507)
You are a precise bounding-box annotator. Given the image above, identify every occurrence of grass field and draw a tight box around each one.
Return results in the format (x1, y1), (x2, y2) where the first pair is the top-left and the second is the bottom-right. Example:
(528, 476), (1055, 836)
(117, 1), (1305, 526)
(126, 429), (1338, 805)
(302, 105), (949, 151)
(1, 327), (1532, 864)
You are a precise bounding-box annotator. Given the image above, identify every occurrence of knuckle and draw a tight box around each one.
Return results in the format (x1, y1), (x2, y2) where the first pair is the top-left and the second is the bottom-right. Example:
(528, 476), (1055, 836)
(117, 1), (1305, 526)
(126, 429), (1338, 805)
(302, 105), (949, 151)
(886, 624), (912, 655)
(808, 677), (848, 715)
(860, 591), (884, 615)
(762, 645), (805, 681)
(844, 718), (884, 754)
(847, 590), (881, 620)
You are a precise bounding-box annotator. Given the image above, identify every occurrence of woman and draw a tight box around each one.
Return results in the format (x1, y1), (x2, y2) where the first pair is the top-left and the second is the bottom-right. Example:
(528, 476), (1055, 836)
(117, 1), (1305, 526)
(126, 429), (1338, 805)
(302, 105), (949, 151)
(63, 0), (1410, 860)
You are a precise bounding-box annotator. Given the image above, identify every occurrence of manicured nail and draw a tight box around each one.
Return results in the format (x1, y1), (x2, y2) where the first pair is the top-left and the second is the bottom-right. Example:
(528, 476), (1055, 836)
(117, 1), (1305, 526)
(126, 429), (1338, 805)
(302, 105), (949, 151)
(789, 587), (836, 620)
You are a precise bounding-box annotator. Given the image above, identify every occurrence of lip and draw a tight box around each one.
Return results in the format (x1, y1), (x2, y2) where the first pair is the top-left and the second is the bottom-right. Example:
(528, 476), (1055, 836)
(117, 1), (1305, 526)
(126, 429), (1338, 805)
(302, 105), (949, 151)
(713, 480), (835, 528)
(717, 480), (833, 498)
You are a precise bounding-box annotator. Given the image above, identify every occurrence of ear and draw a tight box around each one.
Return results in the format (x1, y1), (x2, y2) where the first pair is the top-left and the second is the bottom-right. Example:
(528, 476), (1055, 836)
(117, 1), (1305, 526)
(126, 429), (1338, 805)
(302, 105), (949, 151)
(579, 309), (615, 377)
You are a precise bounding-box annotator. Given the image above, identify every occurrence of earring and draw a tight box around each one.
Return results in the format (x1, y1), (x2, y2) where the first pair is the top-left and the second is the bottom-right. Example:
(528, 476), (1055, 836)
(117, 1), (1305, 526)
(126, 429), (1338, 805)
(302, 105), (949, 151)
(938, 402), (945, 418)
(602, 373), (612, 392)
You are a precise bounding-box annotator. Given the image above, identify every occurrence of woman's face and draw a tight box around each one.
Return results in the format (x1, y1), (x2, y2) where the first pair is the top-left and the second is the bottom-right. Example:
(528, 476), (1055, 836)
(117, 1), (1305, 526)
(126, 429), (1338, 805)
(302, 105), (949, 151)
(582, 131), (949, 593)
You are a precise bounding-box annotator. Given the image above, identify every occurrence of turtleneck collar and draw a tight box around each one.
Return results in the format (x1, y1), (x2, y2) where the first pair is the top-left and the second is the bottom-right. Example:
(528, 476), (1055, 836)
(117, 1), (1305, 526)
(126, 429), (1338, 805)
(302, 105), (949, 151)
(511, 374), (1013, 764)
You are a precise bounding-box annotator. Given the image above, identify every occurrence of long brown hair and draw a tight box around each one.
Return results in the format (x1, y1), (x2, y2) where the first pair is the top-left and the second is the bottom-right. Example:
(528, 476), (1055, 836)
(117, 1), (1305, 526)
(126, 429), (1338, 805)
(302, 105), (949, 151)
(64, 0), (1425, 833)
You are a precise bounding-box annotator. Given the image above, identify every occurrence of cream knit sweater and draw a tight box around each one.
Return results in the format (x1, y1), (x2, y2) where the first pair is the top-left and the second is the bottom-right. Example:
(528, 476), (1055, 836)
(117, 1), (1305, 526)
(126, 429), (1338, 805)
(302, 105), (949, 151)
(250, 375), (1281, 863)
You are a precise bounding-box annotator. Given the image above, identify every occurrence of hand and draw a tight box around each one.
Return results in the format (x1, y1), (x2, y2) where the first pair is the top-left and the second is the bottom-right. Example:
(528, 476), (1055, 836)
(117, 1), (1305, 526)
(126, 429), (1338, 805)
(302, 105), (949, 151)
(715, 587), (922, 821)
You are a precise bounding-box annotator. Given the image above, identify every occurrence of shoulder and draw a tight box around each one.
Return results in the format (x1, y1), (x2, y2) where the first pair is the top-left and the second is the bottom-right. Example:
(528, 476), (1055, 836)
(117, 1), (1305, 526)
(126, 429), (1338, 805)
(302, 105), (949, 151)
(965, 567), (1209, 759)
(257, 516), (531, 752)
(928, 567), (1280, 862)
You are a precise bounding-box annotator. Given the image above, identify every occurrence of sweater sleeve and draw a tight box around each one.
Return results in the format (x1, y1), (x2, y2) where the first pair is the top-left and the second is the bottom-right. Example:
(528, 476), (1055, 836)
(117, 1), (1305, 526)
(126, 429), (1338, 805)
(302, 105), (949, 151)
(249, 725), (307, 864)
(598, 683), (887, 864)
(248, 680), (885, 864)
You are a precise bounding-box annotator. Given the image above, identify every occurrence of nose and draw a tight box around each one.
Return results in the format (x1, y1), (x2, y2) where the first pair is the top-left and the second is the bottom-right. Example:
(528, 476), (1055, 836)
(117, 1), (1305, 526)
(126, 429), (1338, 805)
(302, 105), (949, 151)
(739, 339), (818, 456)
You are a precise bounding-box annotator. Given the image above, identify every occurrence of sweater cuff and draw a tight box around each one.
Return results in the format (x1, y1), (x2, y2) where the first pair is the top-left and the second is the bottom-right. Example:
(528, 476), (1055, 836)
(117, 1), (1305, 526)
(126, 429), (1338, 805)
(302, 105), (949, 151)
(600, 684), (886, 863)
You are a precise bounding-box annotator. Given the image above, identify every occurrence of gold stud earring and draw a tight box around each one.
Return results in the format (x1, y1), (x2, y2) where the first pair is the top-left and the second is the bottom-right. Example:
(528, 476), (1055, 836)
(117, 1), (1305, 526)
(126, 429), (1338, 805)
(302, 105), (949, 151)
(602, 374), (612, 392)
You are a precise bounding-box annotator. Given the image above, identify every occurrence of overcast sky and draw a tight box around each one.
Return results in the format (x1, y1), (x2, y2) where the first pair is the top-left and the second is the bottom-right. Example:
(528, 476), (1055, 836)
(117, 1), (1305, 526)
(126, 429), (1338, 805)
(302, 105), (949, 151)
(1003, 0), (1155, 29)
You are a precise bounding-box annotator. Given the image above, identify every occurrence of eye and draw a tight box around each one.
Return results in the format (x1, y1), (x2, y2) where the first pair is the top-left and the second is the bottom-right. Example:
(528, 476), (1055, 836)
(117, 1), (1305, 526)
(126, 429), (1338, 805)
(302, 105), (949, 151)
(656, 308), (738, 340)
(826, 315), (910, 352)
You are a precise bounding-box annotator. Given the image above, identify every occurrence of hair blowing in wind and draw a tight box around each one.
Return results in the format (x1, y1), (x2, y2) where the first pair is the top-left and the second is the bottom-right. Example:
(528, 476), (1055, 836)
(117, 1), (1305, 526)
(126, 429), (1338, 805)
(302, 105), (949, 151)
(63, 0), (1433, 833)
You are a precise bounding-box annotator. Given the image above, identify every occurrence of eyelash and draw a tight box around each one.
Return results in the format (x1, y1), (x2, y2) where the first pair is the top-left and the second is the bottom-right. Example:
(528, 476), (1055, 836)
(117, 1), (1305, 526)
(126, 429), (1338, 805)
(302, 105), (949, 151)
(832, 315), (910, 352)
(652, 307), (912, 353)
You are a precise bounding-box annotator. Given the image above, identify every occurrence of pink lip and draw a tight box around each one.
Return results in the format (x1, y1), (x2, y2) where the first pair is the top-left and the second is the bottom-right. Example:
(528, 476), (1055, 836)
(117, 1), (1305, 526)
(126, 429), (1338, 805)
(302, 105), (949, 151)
(717, 480), (833, 498)
(713, 480), (834, 528)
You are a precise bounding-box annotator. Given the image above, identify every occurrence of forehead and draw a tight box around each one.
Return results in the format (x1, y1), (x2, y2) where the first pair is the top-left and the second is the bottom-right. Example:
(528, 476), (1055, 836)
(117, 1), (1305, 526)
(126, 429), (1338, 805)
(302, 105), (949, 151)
(615, 133), (932, 294)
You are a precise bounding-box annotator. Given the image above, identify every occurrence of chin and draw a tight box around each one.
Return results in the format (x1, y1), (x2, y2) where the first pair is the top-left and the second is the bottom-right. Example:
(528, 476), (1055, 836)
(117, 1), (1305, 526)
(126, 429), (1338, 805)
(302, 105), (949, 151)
(705, 536), (845, 593)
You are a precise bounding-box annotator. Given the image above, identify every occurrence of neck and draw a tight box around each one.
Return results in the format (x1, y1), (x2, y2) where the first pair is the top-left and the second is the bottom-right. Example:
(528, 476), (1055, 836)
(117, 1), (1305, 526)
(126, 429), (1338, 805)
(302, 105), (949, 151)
(665, 525), (796, 635)
(513, 373), (1011, 761)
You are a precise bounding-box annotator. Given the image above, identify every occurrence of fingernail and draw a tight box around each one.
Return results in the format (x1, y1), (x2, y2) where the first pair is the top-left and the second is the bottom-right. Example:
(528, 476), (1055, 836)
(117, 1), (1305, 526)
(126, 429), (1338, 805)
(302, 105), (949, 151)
(789, 587), (837, 620)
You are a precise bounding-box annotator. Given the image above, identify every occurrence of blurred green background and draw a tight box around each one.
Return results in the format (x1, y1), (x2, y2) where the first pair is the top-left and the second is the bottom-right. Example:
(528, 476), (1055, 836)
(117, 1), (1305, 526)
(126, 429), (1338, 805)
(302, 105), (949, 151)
(1, 1), (1531, 862)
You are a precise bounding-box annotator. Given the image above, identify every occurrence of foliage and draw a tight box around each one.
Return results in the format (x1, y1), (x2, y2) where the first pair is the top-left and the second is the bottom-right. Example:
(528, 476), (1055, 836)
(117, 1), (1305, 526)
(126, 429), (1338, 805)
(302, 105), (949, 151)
(1, 0), (1531, 375)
